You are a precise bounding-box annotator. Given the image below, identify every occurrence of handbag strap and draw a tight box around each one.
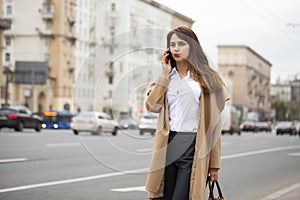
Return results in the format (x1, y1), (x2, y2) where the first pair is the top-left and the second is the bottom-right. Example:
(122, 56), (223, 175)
(206, 176), (224, 199)
(212, 181), (224, 199)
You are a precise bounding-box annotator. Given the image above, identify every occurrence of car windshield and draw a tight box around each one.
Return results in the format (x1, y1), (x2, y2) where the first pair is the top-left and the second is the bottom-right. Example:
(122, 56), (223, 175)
(143, 115), (158, 119)
(0, 109), (17, 115)
(278, 122), (292, 127)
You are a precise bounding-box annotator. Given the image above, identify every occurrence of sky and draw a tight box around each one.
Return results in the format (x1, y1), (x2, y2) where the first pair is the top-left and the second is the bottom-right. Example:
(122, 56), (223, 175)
(155, 0), (300, 83)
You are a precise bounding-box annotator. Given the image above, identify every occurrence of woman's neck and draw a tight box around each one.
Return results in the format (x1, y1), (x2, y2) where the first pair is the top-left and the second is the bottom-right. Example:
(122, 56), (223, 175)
(176, 61), (189, 78)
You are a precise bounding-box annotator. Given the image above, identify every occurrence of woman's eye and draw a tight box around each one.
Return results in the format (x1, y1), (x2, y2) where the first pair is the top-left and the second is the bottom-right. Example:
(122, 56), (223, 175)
(178, 42), (186, 47)
(170, 43), (175, 47)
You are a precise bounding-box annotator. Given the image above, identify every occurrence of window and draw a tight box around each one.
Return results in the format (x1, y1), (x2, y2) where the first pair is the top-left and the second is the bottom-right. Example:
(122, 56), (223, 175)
(6, 5), (12, 15)
(108, 76), (113, 84)
(111, 3), (116, 11)
(5, 37), (11, 46)
(5, 53), (10, 62)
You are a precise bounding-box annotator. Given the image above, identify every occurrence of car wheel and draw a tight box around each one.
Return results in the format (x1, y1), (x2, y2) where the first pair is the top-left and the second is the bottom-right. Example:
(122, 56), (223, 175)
(15, 121), (24, 132)
(112, 127), (118, 136)
(139, 130), (144, 135)
(237, 131), (241, 136)
(73, 130), (79, 135)
(35, 122), (42, 132)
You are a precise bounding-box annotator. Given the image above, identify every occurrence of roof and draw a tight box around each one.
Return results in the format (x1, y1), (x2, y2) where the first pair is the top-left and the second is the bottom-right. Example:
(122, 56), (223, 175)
(140, 0), (194, 24)
(217, 45), (272, 66)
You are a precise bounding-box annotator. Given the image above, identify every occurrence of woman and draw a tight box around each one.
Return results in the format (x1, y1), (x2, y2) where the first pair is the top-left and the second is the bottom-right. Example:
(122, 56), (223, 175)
(145, 26), (230, 200)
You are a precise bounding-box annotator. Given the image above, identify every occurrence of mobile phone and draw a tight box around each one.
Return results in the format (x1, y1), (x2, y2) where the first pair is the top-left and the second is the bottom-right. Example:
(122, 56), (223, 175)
(166, 49), (176, 68)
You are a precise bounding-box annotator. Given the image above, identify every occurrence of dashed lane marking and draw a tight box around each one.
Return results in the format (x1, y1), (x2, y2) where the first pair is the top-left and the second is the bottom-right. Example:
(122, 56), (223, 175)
(0, 158), (28, 163)
(111, 186), (146, 192)
(0, 168), (148, 194)
(46, 143), (80, 147)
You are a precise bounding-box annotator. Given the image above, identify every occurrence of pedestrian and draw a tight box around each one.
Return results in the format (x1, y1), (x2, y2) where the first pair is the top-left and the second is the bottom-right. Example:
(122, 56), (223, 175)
(145, 26), (230, 200)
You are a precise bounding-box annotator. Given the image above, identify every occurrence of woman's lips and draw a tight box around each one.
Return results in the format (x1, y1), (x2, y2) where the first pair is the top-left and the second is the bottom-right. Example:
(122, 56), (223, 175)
(173, 53), (180, 57)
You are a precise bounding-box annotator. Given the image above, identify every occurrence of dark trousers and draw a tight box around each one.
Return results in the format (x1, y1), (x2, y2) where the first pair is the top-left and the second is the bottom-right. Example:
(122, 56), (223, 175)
(163, 131), (196, 200)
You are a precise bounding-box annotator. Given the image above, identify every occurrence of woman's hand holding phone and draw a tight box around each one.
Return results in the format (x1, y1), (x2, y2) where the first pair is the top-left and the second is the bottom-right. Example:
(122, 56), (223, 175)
(161, 48), (172, 76)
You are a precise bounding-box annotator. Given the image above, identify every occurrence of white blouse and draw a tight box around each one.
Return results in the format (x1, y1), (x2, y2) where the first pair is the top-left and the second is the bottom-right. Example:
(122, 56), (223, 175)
(167, 68), (201, 132)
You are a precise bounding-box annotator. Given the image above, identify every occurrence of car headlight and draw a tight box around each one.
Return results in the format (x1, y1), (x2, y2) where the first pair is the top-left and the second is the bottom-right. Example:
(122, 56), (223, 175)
(53, 124), (58, 129)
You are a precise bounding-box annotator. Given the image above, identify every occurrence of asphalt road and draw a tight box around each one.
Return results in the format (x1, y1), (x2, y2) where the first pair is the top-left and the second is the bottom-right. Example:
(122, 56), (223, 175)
(0, 128), (300, 200)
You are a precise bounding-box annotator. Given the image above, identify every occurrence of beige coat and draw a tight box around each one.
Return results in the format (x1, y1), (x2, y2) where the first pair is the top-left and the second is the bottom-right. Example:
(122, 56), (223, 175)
(145, 75), (230, 200)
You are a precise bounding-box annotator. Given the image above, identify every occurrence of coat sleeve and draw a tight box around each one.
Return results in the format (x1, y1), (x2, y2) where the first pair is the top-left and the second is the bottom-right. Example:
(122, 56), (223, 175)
(209, 85), (230, 169)
(145, 75), (170, 113)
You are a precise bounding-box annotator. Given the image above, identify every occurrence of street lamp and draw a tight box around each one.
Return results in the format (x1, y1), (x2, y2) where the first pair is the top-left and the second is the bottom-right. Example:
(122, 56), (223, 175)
(3, 66), (12, 107)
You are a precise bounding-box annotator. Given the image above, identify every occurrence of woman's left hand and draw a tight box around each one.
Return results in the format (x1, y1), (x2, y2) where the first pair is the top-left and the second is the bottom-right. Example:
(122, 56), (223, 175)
(209, 168), (219, 181)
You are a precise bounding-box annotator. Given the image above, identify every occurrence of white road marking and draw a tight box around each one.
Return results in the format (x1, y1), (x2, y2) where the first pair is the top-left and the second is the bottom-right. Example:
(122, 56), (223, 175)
(0, 168), (148, 194)
(2, 146), (300, 194)
(221, 145), (300, 160)
(288, 152), (300, 156)
(0, 158), (28, 163)
(111, 186), (146, 192)
(46, 143), (80, 147)
(136, 148), (152, 153)
(262, 182), (300, 200)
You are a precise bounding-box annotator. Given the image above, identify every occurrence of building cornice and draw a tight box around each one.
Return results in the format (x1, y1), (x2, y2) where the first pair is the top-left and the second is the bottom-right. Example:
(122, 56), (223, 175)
(139, 0), (194, 24)
(218, 45), (272, 67)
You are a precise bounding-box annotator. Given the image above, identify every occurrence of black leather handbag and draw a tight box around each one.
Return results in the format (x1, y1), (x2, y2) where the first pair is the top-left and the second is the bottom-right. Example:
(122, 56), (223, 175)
(207, 177), (227, 200)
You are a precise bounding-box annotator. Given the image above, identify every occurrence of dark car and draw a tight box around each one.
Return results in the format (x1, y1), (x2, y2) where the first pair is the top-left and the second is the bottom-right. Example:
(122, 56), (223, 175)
(255, 121), (272, 132)
(0, 106), (42, 132)
(276, 121), (297, 136)
(240, 121), (258, 132)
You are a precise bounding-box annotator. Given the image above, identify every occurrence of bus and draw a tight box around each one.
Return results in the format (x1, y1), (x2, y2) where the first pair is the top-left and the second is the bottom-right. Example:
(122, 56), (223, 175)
(42, 110), (73, 129)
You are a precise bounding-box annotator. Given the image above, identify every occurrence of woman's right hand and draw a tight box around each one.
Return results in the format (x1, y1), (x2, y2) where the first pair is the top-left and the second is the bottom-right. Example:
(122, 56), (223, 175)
(161, 48), (172, 76)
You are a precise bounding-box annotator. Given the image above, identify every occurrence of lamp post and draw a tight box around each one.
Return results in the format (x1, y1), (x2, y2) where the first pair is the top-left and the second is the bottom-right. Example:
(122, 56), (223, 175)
(3, 66), (12, 107)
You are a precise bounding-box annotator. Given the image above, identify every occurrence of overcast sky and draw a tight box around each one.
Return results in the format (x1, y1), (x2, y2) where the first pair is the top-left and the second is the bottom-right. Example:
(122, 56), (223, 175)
(155, 0), (300, 83)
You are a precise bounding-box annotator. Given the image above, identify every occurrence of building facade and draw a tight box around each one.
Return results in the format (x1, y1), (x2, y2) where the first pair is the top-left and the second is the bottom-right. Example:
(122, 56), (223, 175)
(218, 45), (272, 120)
(0, 0), (76, 113)
(73, 0), (193, 118)
(0, 0), (192, 117)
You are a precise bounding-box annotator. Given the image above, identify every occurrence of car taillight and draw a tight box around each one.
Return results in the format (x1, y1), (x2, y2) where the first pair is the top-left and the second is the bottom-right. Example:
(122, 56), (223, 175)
(250, 125), (255, 129)
(89, 120), (94, 124)
(7, 114), (18, 119)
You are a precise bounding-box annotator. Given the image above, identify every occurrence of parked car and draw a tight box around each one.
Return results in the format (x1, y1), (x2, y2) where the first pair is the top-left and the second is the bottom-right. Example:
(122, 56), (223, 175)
(255, 121), (272, 132)
(275, 121), (297, 136)
(295, 121), (300, 137)
(118, 118), (138, 129)
(70, 111), (119, 136)
(138, 113), (158, 135)
(240, 121), (258, 132)
(221, 104), (241, 135)
(0, 106), (42, 132)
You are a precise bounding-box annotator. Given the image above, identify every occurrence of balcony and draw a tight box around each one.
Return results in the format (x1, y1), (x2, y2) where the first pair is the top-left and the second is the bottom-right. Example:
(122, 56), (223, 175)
(41, 3), (54, 20)
(36, 27), (54, 38)
(66, 32), (77, 44)
(67, 14), (76, 26)
(0, 19), (12, 30)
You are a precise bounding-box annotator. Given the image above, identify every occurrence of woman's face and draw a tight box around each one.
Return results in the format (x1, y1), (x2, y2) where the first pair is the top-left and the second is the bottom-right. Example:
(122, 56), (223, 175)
(169, 33), (190, 63)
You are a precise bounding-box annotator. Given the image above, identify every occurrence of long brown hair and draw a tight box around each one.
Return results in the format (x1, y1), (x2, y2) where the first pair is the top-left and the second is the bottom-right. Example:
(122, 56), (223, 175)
(167, 26), (224, 93)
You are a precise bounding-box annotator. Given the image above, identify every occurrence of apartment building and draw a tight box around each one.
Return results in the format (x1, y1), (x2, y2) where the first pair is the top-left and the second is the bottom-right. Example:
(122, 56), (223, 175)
(0, 0), (192, 117)
(73, 0), (96, 112)
(218, 45), (272, 119)
(83, 0), (194, 118)
(0, 0), (76, 113)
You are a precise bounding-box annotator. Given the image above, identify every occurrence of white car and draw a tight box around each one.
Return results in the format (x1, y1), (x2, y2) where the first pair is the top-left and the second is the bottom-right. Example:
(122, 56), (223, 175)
(70, 111), (119, 136)
(138, 113), (158, 135)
